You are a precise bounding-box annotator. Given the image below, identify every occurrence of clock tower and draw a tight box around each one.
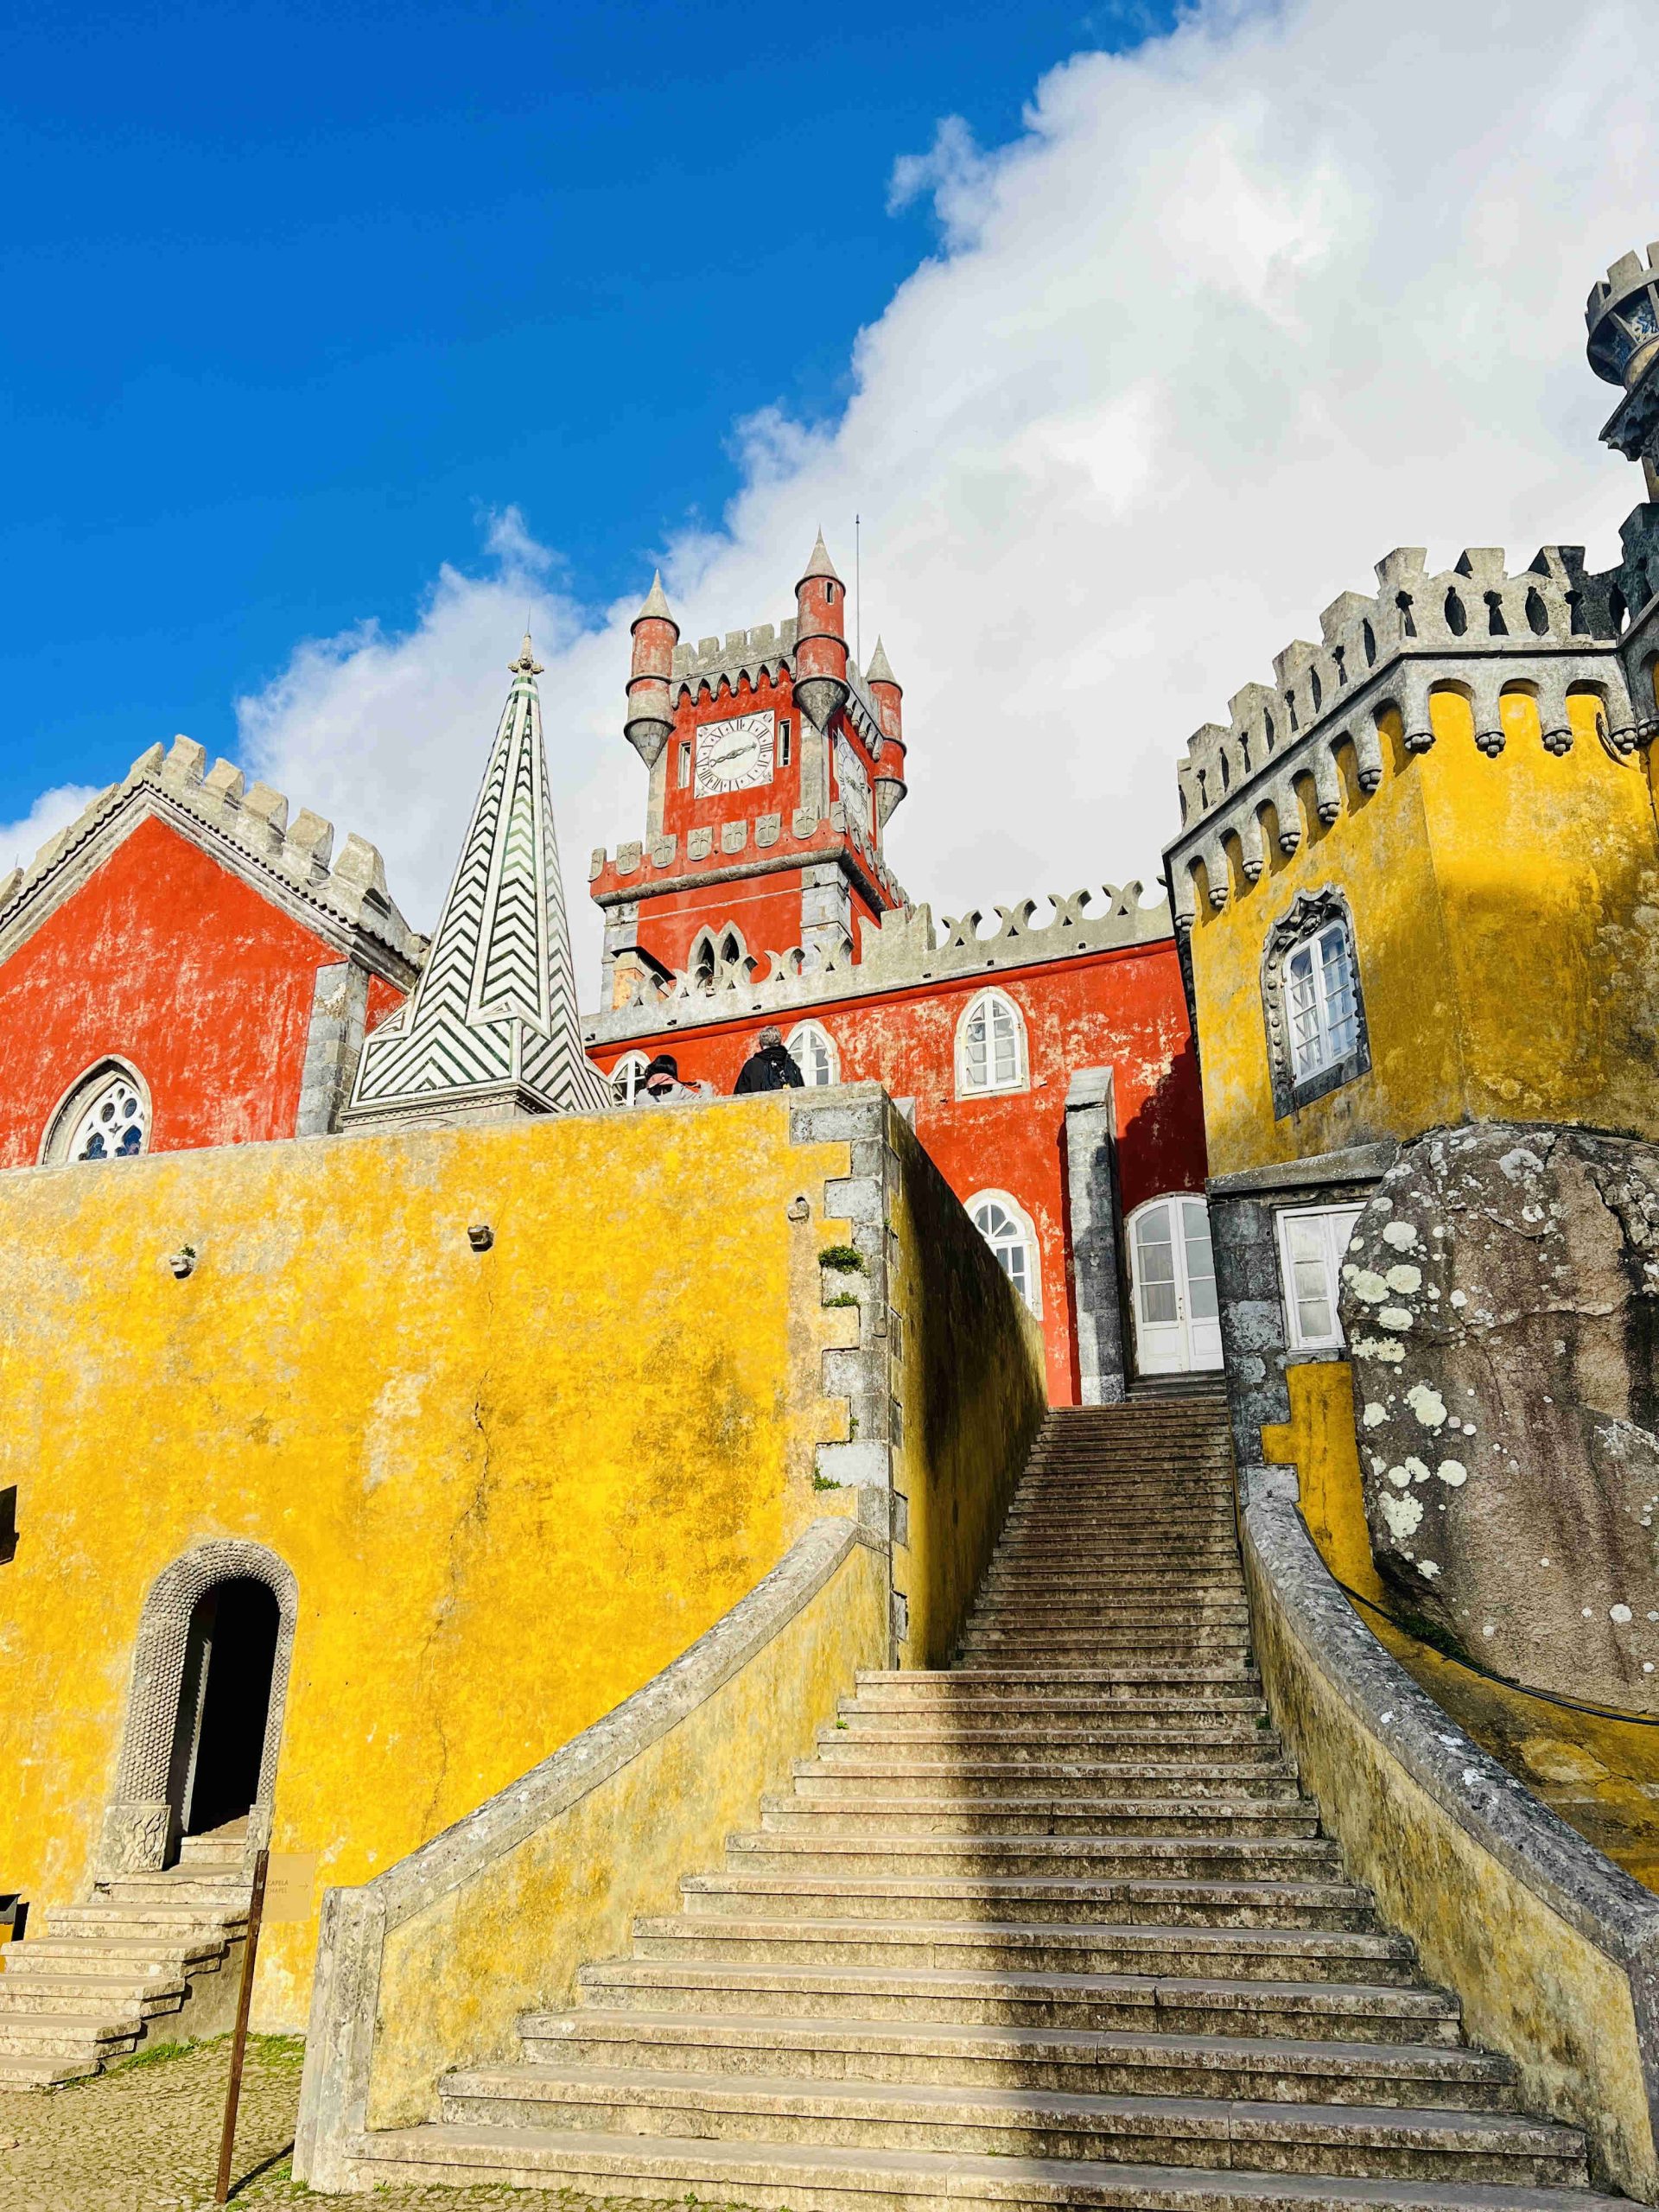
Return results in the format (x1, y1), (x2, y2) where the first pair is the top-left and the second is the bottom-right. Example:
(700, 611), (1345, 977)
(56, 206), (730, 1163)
(590, 533), (911, 1007)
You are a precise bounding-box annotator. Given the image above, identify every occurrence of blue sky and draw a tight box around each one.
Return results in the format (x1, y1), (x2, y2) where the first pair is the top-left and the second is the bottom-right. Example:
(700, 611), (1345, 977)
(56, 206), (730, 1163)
(4, 0), (1655, 981)
(1, 0), (1173, 822)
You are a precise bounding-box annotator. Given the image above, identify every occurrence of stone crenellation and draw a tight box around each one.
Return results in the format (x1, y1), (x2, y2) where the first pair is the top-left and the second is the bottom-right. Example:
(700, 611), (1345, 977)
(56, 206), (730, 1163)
(584, 881), (1172, 1049)
(1166, 524), (1659, 924)
(0, 735), (425, 976)
(591, 799), (907, 909)
(668, 619), (889, 754)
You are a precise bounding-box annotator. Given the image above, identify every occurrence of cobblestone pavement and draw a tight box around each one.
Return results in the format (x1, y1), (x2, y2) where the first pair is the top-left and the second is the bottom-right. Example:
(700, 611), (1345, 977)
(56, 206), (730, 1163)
(0, 2037), (722, 2212)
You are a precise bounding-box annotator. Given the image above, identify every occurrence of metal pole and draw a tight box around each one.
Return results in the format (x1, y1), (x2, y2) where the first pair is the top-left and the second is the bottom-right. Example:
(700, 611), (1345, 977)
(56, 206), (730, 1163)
(213, 1847), (269, 2204)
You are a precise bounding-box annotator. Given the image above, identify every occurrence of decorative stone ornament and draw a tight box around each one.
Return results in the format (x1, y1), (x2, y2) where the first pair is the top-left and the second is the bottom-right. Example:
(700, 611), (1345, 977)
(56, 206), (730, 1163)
(344, 639), (609, 1130)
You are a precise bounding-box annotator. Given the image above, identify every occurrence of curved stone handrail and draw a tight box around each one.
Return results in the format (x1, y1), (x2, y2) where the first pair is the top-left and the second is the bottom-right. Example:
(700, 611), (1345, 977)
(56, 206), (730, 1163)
(293, 1511), (885, 2192)
(1243, 1477), (1659, 2197)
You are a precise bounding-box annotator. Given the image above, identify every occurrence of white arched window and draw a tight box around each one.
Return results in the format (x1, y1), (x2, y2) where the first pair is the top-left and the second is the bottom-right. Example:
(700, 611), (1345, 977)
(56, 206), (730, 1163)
(968, 1190), (1042, 1315)
(42, 1060), (152, 1165)
(956, 988), (1027, 1097)
(610, 1052), (651, 1107)
(786, 1021), (840, 1087)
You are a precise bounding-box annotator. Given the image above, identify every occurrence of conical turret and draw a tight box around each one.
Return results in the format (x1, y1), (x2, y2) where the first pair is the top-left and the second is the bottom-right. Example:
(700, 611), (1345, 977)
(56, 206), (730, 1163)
(866, 637), (907, 828)
(344, 639), (609, 1127)
(624, 571), (680, 767)
(793, 531), (849, 733)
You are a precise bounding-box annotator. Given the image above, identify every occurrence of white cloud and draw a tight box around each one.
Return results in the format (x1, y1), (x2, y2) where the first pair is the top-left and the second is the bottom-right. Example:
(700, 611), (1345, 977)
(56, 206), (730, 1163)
(0, 785), (103, 878)
(238, 0), (1659, 1003)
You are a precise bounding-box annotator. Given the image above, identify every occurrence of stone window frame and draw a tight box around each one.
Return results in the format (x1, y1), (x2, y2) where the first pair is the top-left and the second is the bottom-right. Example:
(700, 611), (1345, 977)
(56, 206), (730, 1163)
(785, 1020), (841, 1087)
(967, 1186), (1044, 1317)
(99, 1539), (299, 1880)
(955, 986), (1029, 1100)
(1261, 887), (1370, 1118)
(39, 1055), (153, 1166)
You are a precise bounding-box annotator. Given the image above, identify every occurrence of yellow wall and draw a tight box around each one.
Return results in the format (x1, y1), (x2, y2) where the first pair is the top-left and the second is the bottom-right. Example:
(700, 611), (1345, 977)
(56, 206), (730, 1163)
(1186, 696), (1659, 1176)
(887, 1114), (1049, 1667)
(1264, 1361), (1659, 1895)
(0, 1102), (854, 2026)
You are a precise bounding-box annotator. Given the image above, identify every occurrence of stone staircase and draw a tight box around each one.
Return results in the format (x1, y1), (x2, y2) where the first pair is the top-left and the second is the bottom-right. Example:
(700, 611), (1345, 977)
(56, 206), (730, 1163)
(355, 1401), (1619, 2209)
(0, 1825), (252, 2087)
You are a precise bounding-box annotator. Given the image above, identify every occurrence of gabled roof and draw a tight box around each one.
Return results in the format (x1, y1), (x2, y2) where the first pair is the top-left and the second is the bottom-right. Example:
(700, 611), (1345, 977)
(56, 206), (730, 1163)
(344, 639), (607, 1126)
(0, 735), (424, 985)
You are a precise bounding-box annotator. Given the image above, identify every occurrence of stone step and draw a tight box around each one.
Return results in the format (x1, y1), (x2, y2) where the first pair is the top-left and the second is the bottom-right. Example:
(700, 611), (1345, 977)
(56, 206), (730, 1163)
(0, 1933), (233, 1977)
(357, 2123), (1624, 2210)
(518, 2012), (1510, 2107)
(0, 2051), (102, 2088)
(679, 1874), (1377, 1931)
(46, 1902), (246, 1937)
(95, 1875), (251, 1909)
(0, 2012), (140, 2061)
(964, 1611), (1252, 1634)
(0, 1971), (187, 2016)
(821, 1732), (1279, 1762)
(627, 1917), (1416, 1986)
(956, 1637), (1254, 1661)
(826, 1714), (1275, 1743)
(849, 1672), (1265, 1707)
(755, 1797), (1316, 1839)
(432, 2067), (1586, 2183)
(838, 1698), (1271, 1726)
(790, 1764), (1302, 1804)
(577, 1961), (1461, 2041)
(974, 1577), (1246, 1599)
(725, 1834), (1346, 1882)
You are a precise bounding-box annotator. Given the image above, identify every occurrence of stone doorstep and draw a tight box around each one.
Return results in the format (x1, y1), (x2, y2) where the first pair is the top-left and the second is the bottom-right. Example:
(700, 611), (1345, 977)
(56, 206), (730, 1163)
(352, 2130), (1617, 2209)
(429, 2069), (1586, 2183)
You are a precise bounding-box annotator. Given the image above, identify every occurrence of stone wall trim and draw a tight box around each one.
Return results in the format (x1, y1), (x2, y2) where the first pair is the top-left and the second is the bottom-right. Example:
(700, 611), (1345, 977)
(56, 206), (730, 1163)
(1243, 1485), (1659, 2195)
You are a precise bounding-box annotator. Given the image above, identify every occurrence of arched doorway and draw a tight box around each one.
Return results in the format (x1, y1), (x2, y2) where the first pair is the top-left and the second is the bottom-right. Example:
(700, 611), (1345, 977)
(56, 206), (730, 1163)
(1127, 1194), (1223, 1376)
(99, 1541), (297, 1879)
(167, 1580), (281, 1840)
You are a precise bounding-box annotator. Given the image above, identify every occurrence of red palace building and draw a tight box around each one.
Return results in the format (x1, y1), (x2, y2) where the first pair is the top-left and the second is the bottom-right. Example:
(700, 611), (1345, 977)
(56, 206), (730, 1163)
(584, 537), (1213, 1403)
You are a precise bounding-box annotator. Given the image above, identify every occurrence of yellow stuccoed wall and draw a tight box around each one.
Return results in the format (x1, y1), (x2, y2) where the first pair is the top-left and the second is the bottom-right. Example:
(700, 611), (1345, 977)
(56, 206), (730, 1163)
(0, 1099), (859, 2027)
(1186, 696), (1659, 1176)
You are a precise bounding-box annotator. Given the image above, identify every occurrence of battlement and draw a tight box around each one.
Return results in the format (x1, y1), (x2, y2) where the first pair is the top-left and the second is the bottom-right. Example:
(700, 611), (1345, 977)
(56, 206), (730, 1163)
(0, 735), (426, 978)
(589, 797), (906, 910)
(1165, 516), (1659, 927)
(667, 619), (887, 750)
(584, 880), (1171, 1047)
(1169, 526), (1659, 849)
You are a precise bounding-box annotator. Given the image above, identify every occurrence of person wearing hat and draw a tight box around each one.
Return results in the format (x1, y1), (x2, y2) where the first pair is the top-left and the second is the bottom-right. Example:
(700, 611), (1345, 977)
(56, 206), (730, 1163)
(639, 1052), (711, 1104)
(734, 1025), (804, 1094)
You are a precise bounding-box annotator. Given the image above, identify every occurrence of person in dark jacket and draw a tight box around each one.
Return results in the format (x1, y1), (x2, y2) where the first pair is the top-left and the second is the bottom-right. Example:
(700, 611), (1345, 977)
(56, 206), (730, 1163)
(734, 1026), (804, 1093)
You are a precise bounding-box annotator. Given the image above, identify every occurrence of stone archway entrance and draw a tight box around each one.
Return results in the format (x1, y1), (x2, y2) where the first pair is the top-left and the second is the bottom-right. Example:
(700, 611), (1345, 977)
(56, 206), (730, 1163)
(99, 1541), (297, 1879)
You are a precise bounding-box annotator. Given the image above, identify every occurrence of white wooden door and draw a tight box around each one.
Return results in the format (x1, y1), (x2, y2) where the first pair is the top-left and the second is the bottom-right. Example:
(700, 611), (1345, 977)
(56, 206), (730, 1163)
(1129, 1196), (1223, 1374)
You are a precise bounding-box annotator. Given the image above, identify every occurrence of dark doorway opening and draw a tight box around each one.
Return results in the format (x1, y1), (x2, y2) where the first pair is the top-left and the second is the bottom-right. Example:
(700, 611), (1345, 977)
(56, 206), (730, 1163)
(166, 1578), (280, 1840)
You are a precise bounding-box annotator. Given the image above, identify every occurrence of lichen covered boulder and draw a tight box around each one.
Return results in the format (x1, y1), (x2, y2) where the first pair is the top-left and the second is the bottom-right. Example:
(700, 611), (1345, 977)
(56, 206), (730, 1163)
(1341, 1122), (1659, 1710)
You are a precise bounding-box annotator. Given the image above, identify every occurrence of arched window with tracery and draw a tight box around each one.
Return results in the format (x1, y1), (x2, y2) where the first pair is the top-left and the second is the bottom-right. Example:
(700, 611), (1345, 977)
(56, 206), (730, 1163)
(786, 1021), (840, 1087)
(41, 1060), (152, 1164)
(968, 1190), (1042, 1314)
(956, 988), (1027, 1097)
(610, 1052), (651, 1107)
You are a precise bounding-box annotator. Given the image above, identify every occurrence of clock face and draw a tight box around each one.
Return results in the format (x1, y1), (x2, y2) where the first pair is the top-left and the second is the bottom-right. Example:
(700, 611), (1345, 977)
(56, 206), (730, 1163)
(833, 734), (872, 835)
(695, 711), (774, 797)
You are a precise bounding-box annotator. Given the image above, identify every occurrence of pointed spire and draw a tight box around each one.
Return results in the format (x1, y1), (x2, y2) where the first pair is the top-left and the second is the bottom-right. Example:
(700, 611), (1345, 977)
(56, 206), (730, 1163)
(634, 570), (673, 626)
(798, 530), (842, 587)
(343, 645), (608, 1128)
(865, 636), (899, 687)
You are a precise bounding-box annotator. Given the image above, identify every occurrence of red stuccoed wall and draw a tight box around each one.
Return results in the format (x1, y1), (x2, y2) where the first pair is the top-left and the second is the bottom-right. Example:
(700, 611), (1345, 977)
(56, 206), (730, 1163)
(0, 815), (403, 1166)
(594, 938), (1205, 1403)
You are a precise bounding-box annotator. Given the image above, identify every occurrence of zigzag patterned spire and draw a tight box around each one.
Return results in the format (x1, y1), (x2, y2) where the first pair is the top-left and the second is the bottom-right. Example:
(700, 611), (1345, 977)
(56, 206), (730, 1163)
(344, 638), (608, 1128)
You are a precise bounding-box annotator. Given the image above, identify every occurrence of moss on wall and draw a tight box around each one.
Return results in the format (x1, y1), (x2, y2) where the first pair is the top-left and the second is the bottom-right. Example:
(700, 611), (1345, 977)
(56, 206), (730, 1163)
(1264, 1361), (1659, 1893)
